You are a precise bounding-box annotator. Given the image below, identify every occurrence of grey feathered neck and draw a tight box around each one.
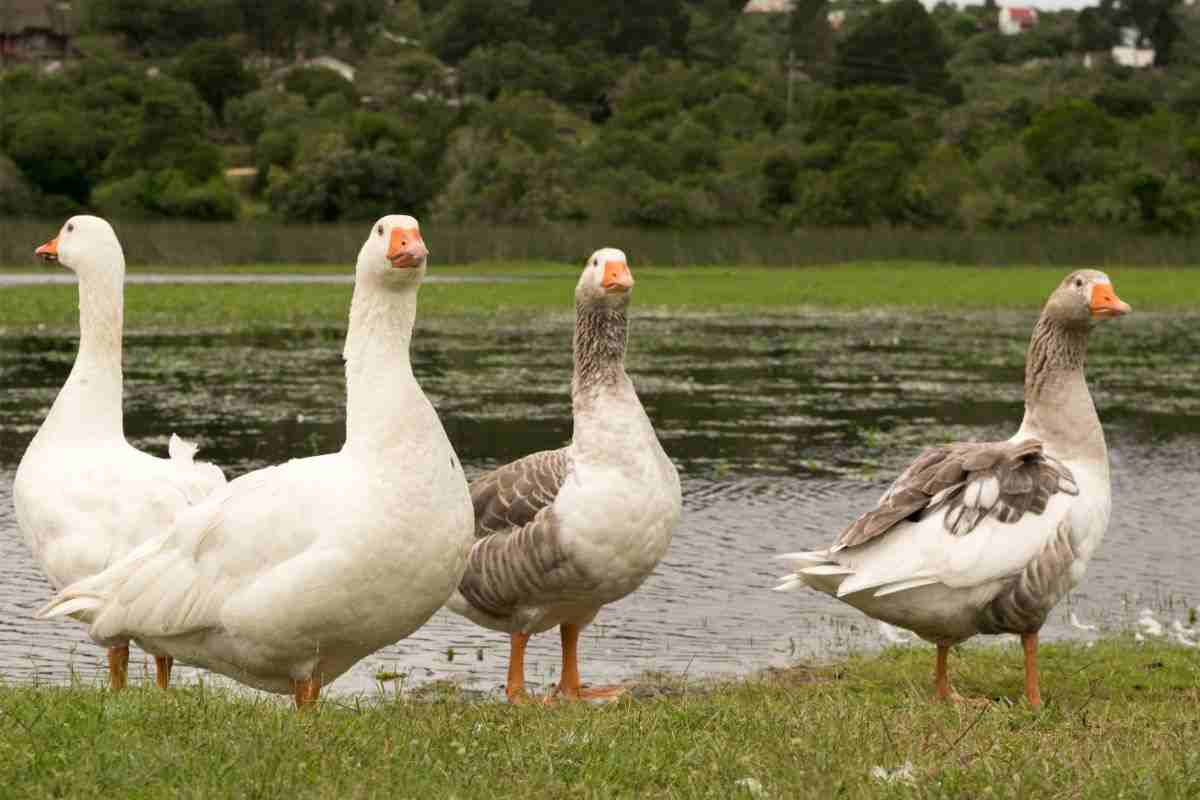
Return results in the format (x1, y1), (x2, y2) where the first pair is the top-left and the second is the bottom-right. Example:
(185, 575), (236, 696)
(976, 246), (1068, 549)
(572, 301), (628, 397)
(1020, 311), (1105, 464)
(1024, 315), (1089, 405)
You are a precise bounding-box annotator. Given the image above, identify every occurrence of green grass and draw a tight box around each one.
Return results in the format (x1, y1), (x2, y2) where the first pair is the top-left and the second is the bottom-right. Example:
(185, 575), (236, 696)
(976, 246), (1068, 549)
(0, 262), (1194, 334)
(1, 639), (1196, 798)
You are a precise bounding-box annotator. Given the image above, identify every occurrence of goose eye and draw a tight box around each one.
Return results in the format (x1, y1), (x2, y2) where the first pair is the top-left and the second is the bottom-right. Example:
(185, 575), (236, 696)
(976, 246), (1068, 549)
(377, 225), (384, 236)
(1074, 278), (1083, 288)
(66, 223), (74, 233)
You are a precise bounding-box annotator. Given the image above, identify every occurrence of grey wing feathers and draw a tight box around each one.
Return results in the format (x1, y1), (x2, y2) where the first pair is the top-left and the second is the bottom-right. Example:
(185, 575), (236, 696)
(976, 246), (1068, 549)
(457, 506), (592, 618)
(834, 439), (1078, 551)
(470, 448), (572, 538)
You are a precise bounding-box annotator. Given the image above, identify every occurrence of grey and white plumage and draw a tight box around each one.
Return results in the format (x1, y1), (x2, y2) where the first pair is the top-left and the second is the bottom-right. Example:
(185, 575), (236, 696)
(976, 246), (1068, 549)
(446, 248), (681, 682)
(777, 270), (1130, 703)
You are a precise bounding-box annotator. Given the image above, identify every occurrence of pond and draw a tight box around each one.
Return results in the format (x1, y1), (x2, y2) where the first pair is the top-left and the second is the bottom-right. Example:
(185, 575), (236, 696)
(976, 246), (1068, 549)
(1, 307), (1197, 697)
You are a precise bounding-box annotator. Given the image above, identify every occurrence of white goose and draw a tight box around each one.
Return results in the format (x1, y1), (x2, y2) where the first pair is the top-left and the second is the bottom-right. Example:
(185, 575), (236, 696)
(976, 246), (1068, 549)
(446, 248), (681, 703)
(38, 215), (475, 707)
(14, 215), (226, 691)
(777, 270), (1131, 707)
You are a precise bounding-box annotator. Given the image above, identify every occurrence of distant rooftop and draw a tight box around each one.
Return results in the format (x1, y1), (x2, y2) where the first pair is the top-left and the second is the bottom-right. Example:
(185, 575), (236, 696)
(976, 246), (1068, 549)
(0, 0), (79, 36)
(743, 0), (796, 12)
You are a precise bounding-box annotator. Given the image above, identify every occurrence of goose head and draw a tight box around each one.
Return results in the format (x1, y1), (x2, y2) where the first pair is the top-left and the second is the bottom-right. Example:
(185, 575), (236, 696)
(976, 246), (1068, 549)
(356, 214), (428, 288)
(34, 215), (125, 279)
(576, 247), (634, 309)
(1042, 269), (1132, 330)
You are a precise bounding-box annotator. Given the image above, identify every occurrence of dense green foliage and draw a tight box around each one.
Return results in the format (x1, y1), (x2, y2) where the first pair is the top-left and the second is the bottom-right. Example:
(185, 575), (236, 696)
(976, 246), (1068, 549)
(3, 0), (1200, 233)
(0, 640), (1196, 798)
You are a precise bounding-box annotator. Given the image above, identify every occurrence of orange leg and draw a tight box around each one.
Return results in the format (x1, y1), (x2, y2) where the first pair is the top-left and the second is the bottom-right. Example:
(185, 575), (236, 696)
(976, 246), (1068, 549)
(155, 655), (174, 690)
(290, 674), (322, 710)
(934, 644), (987, 706)
(546, 623), (626, 703)
(934, 644), (954, 702)
(108, 644), (129, 691)
(1022, 632), (1042, 708)
(506, 632), (531, 704)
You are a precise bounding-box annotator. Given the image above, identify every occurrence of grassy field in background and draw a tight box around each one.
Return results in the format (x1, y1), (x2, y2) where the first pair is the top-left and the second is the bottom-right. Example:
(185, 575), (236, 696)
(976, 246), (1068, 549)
(6, 219), (1200, 268)
(0, 262), (1195, 334)
(0, 639), (1196, 798)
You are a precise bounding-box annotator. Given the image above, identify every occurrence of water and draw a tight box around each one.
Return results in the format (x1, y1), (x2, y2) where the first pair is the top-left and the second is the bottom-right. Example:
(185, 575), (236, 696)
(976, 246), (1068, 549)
(1, 308), (1197, 697)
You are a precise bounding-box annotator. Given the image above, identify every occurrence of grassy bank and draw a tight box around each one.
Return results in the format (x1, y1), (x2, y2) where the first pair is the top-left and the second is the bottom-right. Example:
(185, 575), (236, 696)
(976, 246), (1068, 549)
(6, 220), (1200, 268)
(1, 639), (1196, 798)
(1, 262), (1195, 334)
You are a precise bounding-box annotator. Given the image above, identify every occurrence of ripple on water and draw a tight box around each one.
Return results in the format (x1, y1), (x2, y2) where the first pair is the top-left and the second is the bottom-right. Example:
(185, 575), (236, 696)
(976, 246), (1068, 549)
(0, 309), (1197, 695)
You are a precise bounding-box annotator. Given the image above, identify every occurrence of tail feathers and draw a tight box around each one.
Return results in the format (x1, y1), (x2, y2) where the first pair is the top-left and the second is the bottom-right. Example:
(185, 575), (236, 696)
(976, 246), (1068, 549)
(169, 434), (227, 502)
(37, 533), (169, 622)
(773, 576), (806, 593)
(775, 551), (831, 563)
(773, 549), (845, 592)
(36, 593), (103, 620)
(837, 570), (936, 598)
(872, 577), (938, 598)
(169, 434), (198, 463)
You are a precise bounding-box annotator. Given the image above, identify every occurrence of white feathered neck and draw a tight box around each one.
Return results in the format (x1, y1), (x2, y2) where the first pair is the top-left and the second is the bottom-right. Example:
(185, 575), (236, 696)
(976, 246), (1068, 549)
(37, 240), (126, 444)
(341, 267), (424, 457)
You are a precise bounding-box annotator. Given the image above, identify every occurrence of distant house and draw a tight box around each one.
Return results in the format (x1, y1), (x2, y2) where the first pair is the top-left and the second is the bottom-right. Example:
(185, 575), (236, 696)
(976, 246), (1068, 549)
(0, 0), (77, 62)
(998, 7), (1038, 35)
(743, 0), (796, 12)
(1111, 46), (1155, 68)
(1107, 26), (1155, 68)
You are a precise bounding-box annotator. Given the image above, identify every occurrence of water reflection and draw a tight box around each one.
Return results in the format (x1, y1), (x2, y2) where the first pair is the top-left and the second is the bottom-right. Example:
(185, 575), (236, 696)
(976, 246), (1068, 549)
(1, 309), (1197, 696)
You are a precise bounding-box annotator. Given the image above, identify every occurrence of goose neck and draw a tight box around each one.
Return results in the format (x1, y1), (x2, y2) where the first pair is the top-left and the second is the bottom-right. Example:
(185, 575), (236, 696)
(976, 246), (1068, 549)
(40, 269), (125, 442)
(342, 279), (422, 453)
(571, 302), (629, 402)
(1019, 315), (1105, 464)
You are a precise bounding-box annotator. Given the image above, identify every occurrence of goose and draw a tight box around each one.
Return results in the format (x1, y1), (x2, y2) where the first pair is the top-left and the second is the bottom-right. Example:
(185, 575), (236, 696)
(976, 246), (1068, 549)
(37, 215), (474, 707)
(776, 270), (1131, 707)
(446, 248), (681, 703)
(13, 215), (226, 691)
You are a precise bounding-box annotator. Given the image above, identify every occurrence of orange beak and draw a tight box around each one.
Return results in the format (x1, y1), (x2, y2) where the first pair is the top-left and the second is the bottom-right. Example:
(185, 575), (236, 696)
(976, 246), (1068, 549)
(35, 237), (59, 263)
(1090, 283), (1131, 318)
(387, 227), (428, 268)
(601, 260), (634, 293)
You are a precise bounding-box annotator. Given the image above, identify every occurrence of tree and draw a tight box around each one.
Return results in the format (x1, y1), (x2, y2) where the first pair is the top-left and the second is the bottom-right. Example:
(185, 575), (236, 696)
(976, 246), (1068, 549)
(283, 66), (358, 107)
(7, 110), (105, 202)
(834, 0), (954, 100)
(684, 0), (743, 66)
(324, 0), (388, 49)
(173, 41), (259, 116)
(235, 0), (320, 55)
(527, 0), (690, 58)
(269, 144), (435, 221)
(426, 0), (533, 63)
(789, 0), (834, 67)
(1099, 0), (1185, 64)
(1023, 100), (1119, 190)
(86, 0), (242, 54)
(1076, 7), (1120, 52)
(104, 79), (223, 183)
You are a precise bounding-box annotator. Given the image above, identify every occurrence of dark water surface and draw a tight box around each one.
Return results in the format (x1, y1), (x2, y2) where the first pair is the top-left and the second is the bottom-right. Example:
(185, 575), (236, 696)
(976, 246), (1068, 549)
(2, 308), (1197, 697)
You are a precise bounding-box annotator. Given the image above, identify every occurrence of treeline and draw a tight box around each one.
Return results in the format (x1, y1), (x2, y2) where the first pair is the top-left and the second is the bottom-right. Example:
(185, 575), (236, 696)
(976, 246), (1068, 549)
(2, 0), (1200, 233)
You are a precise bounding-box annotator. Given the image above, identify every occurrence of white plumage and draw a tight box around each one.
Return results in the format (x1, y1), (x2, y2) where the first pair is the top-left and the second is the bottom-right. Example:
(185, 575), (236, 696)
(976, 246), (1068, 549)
(14, 215), (226, 689)
(37, 215), (474, 706)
